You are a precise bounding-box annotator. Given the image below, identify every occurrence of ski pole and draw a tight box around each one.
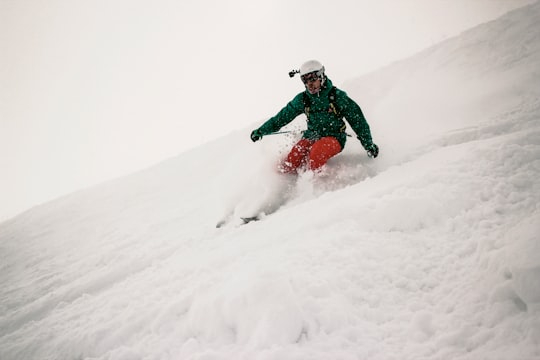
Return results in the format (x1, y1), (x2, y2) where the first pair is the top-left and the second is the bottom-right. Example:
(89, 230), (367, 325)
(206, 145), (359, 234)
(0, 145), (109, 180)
(265, 131), (353, 137)
(266, 130), (298, 136)
(267, 130), (353, 137)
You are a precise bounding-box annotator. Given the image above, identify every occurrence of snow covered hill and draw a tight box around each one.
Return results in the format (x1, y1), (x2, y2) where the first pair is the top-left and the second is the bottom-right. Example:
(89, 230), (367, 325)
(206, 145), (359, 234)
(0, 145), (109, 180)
(1, 2), (540, 359)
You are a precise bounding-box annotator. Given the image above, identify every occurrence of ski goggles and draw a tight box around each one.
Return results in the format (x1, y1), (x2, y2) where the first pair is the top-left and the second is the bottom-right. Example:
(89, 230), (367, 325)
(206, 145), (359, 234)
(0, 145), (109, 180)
(301, 72), (320, 84)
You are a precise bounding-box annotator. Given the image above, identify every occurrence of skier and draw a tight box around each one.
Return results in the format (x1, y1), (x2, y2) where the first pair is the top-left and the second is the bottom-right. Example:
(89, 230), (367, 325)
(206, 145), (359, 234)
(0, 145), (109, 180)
(250, 60), (379, 174)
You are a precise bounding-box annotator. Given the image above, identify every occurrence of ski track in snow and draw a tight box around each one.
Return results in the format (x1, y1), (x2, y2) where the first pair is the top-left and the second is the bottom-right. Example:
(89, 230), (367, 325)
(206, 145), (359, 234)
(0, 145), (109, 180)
(1, 3), (540, 360)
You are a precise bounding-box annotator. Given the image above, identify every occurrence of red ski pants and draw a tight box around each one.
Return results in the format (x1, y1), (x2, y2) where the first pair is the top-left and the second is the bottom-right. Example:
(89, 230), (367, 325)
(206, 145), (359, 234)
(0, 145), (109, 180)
(281, 137), (342, 173)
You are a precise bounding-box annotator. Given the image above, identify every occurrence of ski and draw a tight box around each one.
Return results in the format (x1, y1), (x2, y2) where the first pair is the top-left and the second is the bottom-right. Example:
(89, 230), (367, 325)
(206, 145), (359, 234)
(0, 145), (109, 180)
(240, 216), (260, 224)
(216, 215), (261, 228)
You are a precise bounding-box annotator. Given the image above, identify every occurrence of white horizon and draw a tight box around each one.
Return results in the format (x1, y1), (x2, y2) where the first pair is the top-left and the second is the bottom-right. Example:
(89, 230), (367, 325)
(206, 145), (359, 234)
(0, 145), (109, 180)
(0, 0), (534, 222)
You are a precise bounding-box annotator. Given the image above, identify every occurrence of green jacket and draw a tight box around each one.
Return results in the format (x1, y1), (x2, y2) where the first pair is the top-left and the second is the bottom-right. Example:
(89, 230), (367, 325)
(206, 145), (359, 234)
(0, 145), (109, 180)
(257, 78), (374, 150)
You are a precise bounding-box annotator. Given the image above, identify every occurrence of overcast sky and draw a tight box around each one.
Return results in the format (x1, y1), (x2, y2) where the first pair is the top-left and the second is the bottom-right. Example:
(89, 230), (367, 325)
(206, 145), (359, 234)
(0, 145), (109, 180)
(0, 0), (534, 221)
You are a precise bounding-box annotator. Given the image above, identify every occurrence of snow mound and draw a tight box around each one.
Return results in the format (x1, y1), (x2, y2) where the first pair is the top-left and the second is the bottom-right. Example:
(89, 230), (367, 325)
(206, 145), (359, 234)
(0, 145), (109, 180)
(1, 2), (540, 360)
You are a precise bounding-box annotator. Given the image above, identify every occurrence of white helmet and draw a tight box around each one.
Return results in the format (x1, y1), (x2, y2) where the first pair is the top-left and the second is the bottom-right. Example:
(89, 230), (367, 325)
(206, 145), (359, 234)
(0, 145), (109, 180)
(299, 60), (325, 85)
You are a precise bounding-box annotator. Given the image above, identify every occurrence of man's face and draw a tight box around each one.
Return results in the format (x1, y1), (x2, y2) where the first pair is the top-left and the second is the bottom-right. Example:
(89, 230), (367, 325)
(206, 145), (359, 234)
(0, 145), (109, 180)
(302, 72), (322, 94)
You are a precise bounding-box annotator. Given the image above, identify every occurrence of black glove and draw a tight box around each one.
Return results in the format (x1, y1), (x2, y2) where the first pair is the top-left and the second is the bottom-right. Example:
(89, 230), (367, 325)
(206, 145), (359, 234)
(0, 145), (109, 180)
(250, 129), (263, 142)
(366, 143), (379, 158)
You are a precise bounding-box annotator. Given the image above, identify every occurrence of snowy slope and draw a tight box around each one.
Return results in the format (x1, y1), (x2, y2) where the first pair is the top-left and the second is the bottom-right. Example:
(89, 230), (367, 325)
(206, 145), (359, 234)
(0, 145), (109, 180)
(1, 2), (540, 360)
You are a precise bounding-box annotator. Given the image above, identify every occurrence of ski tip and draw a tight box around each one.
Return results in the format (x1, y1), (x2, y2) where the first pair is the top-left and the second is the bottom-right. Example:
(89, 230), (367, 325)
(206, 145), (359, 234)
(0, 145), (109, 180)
(215, 218), (230, 228)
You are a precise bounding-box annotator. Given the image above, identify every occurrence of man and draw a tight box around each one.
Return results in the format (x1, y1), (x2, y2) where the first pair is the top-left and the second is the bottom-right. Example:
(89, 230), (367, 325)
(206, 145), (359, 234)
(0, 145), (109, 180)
(250, 60), (379, 174)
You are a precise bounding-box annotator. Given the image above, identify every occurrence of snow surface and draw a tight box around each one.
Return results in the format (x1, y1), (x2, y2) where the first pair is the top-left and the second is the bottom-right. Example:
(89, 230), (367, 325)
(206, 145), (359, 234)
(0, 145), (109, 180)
(1, 3), (540, 359)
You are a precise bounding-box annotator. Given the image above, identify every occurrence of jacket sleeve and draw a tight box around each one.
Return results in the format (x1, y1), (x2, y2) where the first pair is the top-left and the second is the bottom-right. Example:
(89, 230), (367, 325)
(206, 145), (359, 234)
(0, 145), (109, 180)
(336, 89), (374, 149)
(258, 93), (305, 135)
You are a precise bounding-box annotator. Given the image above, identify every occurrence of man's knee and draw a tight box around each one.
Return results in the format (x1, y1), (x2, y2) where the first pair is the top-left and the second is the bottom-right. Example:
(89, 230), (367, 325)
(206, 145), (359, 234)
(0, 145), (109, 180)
(309, 137), (342, 170)
(280, 139), (315, 173)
